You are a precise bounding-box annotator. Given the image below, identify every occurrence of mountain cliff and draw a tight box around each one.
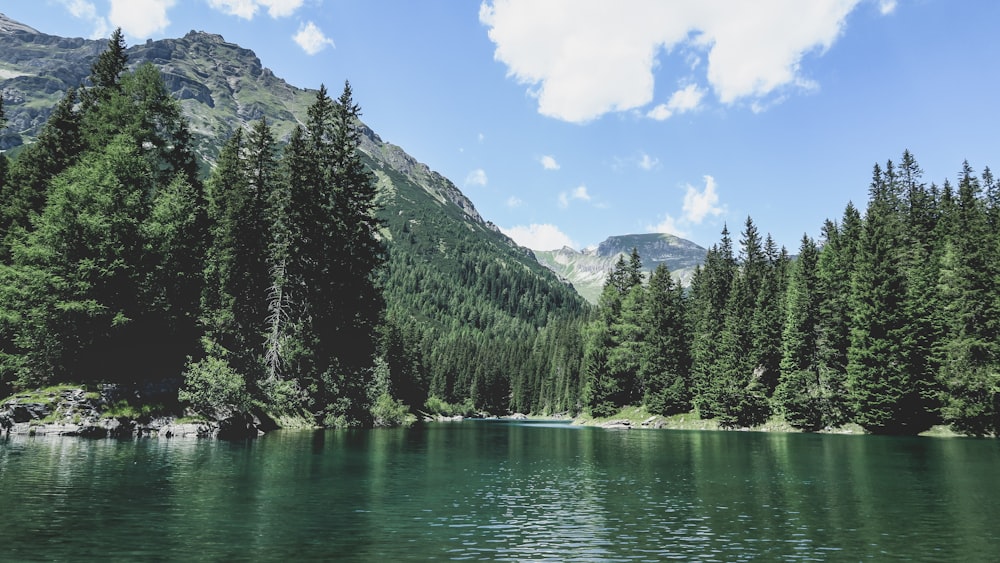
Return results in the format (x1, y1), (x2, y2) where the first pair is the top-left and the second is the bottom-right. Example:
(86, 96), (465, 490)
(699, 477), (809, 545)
(534, 233), (707, 303)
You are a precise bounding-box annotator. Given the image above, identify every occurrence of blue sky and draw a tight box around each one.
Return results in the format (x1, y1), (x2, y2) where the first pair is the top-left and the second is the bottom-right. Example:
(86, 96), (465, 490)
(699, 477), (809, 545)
(3, 1), (1000, 251)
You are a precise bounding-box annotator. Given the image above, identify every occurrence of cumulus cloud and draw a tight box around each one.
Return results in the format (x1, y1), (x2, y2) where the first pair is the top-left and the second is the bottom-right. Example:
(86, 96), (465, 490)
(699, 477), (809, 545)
(109, 0), (175, 38)
(540, 155), (560, 170)
(878, 0), (897, 15)
(683, 175), (724, 223)
(480, 0), (869, 123)
(501, 224), (576, 251)
(506, 196), (523, 207)
(647, 83), (705, 120)
(558, 185), (591, 208)
(647, 214), (690, 238)
(58, 0), (110, 39)
(465, 168), (489, 188)
(647, 175), (725, 237)
(294, 21), (335, 55)
(208, 0), (303, 19)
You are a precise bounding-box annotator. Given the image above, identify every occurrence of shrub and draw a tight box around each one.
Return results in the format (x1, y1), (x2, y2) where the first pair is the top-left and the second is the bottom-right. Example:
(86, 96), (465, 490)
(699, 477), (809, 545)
(178, 354), (250, 418)
(372, 392), (410, 427)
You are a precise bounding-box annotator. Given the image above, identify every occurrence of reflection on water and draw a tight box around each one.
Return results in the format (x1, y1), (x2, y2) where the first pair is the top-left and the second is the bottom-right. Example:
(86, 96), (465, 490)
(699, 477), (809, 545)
(2, 422), (999, 561)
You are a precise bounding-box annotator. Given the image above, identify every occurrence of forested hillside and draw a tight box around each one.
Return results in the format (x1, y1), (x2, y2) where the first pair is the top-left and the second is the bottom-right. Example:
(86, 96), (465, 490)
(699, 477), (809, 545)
(582, 151), (1000, 436)
(0, 27), (589, 426)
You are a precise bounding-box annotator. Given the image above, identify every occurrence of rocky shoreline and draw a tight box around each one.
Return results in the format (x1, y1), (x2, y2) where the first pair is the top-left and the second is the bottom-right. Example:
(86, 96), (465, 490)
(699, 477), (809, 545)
(0, 386), (268, 440)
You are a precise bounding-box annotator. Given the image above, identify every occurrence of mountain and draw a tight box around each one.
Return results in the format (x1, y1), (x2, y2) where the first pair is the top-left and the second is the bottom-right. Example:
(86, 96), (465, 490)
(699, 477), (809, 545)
(0, 15), (588, 413)
(534, 233), (707, 303)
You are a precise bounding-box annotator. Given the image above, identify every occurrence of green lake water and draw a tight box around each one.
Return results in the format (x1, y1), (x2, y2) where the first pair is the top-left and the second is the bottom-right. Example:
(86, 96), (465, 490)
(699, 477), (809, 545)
(2, 420), (999, 561)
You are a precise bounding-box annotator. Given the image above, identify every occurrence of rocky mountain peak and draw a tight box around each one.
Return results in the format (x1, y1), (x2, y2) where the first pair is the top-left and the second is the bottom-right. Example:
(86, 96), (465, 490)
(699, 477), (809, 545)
(534, 233), (708, 303)
(0, 13), (39, 35)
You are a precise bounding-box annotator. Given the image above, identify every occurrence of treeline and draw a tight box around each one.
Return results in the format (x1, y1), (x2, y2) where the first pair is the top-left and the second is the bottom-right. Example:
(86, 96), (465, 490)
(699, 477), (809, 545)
(584, 150), (1000, 436)
(0, 31), (387, 426)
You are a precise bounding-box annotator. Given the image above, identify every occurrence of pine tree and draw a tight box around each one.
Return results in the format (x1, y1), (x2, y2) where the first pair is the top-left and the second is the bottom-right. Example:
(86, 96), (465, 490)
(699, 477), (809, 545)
(689, 225), (735, 418)
(88, 28), (128, 93)
(775, 234), (825, 430)
(641, 265), (690, 415)
(848, 163), (934, 434)
(716, 216), (771, 427)
(752, 234), (787, 396)
(815, 204), (861, 425)
(938, 162), (1000, 435)
(2, 89), (84, 248)
(276, 83), (386, 426)
(584, 250), (645, 415)
(200, 118), (279, 392)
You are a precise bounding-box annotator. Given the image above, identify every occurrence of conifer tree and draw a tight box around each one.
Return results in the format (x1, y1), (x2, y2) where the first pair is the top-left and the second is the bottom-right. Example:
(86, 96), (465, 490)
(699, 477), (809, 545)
(848, 163), (933, 434)
(775, 235), (825, 430)
(88, 28), (128, 94)
(938, 162), (1000, 435)
(689, 225), (735, 418)
(752, 235), (787, 395)
(277, 83), (385, 426)
(815, 204), (861, 424)
(2, 89), (84, 247)
(584, 251), (644, 415)
(716, 216), (771, 427)
(641, 264), (690, 415)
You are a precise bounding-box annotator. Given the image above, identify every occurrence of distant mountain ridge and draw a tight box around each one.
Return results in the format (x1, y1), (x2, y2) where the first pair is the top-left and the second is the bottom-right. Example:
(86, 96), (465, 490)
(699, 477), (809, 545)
(534, 233), (707, 304)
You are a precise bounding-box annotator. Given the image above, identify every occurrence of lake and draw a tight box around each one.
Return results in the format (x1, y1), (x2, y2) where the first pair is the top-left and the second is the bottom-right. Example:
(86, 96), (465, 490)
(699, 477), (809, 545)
(2, 421), (999, 561)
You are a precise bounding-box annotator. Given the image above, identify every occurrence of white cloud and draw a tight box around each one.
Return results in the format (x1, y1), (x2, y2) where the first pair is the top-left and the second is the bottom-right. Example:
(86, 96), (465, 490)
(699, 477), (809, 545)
(478, 132), (486, 143)
(683, 175), (724, 224)
(260, 0), (304, 18)
(293, 21), (335, 55)
(207, 0), (257, 19)
(646, 104), (672, 121)
(207, 0), (303, 19)
(480, 0), (868, 123)
(648, 84), (705, 120)
(506, 196), (523, 207)
(58, 0), (110, 39)
(638, 152), (659, 171)
(465, 168), (488, 187)
(671, 83), (705, 112)
(646, 175), (724, 238)
(109, 0), (174, 38)
(878, 0), (897, 15)
(540, 155), (560, 170)
(559, 184), (591, 208)
(501, 224), (576, 251)
(647, 214), (690, 238)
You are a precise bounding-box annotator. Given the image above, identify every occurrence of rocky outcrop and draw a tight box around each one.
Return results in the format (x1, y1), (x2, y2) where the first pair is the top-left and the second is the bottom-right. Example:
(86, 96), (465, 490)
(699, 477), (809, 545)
(600, 419), (633, 429)
(0, 386), (264, 439)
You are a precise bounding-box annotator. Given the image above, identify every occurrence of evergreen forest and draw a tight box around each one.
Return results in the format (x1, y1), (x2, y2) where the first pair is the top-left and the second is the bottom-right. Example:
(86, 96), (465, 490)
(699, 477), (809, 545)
(582, 153), (1000, 437)
(1, 32), (998, 437)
